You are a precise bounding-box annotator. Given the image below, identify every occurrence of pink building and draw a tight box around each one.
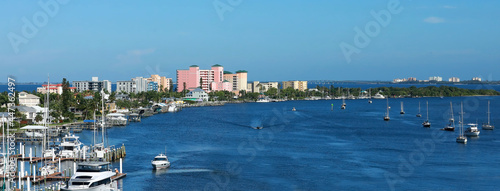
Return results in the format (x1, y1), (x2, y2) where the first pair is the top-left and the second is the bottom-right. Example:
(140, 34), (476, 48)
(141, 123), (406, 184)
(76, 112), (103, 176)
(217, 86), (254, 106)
(177, 65), (230, 92)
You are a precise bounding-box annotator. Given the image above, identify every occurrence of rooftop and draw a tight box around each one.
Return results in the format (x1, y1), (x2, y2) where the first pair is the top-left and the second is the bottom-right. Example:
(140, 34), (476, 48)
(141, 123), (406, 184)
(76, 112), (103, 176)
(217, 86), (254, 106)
(189, 65), (199, 67)
(212, 64), (223, 67)
(236, 70), (248, 73)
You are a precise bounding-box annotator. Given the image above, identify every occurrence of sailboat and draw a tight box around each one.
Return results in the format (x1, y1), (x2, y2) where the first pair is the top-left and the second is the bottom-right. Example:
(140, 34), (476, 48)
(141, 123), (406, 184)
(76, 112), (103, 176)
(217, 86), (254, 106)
(416, 102), (422, 117)
(400, 102), (405, 114)
(456, 102), (467, 144)
(482, 100), (494, 130)
(422, 101), (431, 127)
(443, 102), (455, 131)
(341, 94), (346, 109)
(40, 75), (58, 176)
(384, 98), (390, 121)
(368, 89), (372, 104)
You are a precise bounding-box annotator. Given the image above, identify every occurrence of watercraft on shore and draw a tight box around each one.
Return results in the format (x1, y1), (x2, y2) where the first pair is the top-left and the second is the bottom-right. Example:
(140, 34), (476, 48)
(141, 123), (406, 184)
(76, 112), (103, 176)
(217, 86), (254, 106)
(106, 113), (128, 126)
(482, 100), (494, 130)
(61, 161), (119, 191)
(152, 153), (170, 169)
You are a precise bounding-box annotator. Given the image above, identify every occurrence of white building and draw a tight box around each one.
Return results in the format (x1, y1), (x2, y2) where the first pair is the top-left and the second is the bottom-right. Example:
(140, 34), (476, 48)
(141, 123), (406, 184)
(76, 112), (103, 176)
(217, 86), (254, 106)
(449, 77), (460, 82)
(429, 76), (443, 82)
(247, 81), (279, 93)
(73, 77), (112, 93)
(184, 88), (208, 102)
(12, 106), (37, 121)
(472, 77), (482, 82)
(116, 81), (136, 94)
(18, 92), (40, 107)
(132, 77), (148, 93)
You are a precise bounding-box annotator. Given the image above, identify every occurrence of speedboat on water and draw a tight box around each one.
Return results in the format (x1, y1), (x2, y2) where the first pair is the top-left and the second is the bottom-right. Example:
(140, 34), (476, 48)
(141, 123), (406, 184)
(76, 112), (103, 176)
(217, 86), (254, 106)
(465, 123), (480, 136)
(373, 92), (385, 99)
(61, 161), (119, 191)
(152, 153), (171, 169)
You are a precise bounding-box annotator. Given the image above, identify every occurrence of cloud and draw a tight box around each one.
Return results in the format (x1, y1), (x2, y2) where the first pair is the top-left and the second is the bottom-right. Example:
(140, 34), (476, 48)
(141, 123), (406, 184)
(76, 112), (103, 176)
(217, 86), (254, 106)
(443, 5), (457, 9)
(116, 48), (155, 65)
(424, 17), (445, 24)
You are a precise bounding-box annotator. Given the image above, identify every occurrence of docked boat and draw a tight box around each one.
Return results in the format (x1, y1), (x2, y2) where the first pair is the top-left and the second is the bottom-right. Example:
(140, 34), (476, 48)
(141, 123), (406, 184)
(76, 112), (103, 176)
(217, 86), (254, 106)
(456, 103), (467, 144)
(40, 164), (58, 176)
(292, 107), (296, 111)
(106, 113), (128, 126)
(61, 161), (119, 191)
(482, 100), (494, 130)
(256, 99), (270, 103)
(384, 98), (390, 121)
(400, 102), (405, 114)
(128, 113), (141, 122)
(443, 102), (455, 131)
(464, 123), (480, 137)
(152, 153), (171, 169)
(60, 134), (83, 158)
(167, 104), (178, 112)
(422, 101), (431, 128)
(373, 92), (385, 99)
(21, 125), (47, 138)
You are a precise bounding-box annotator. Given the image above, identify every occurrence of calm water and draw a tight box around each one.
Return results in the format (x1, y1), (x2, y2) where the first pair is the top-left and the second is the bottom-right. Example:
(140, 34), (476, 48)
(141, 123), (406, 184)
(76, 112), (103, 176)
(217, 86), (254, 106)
(63, 96), (500, 190)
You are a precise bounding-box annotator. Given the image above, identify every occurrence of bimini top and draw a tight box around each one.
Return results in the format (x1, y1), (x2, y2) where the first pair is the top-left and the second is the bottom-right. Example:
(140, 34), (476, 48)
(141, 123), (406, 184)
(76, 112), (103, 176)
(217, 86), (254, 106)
(106, 113), (125, 117)
(21, 125), (48, 130)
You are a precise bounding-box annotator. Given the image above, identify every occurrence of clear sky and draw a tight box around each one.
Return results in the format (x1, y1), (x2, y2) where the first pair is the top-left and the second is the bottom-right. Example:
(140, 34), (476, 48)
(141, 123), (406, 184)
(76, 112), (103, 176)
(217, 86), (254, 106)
(1, 0), (499, 83)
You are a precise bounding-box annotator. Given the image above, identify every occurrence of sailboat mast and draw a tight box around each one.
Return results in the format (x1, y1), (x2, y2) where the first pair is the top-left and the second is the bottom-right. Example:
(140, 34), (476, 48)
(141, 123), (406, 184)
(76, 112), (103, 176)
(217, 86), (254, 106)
(101, 91), (105, 147)
(386, 98), (389, 117)
(419, 102), (421, 113)
(426, 101), (429, 121)
(401, 102), (404, 112)
(460, 102), (464, 136)
(488, 100), (491, 124)
(43, 74), (50, 155)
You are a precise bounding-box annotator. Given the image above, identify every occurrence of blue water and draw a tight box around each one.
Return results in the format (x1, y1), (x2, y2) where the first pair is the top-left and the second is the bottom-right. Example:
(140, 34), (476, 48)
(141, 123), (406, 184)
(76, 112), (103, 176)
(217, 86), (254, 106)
(65, 96), (500, 190)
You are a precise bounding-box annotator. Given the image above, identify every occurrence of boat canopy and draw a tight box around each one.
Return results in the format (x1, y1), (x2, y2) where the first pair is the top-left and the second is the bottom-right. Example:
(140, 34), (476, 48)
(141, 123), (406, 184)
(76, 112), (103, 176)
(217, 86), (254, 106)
(106, 113), (125, 117)
(21, 125), (48, 130)
(83, 120), (95, 123)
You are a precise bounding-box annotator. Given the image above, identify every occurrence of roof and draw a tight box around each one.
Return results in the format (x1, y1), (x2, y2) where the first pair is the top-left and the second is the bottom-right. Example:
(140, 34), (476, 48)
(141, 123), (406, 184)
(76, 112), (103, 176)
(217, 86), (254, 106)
(19, 92), (40, 99)
(223, 71), (233, 74)
(107, 113), (125, 117)
(212, 64), (223, 67)
(189, 88), (206, 93)
(189, 65), (199, 67)
(13, 106), (37, 113)
(0, 112), (9, 117)
(78, 161), (110, 166)
(21, 125), (48, 130)
(236, 70), (248, 73)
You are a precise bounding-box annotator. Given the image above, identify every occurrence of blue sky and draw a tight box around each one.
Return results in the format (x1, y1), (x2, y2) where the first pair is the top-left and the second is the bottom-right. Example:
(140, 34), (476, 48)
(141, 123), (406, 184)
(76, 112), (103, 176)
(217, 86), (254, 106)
(1, 0), (499, 83)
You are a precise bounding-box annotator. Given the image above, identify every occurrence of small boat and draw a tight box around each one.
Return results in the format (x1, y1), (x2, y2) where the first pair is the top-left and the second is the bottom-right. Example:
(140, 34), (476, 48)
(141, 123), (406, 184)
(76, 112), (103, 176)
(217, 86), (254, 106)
(464, 123), (480, 137)
(40, 164), (58, 176)
(254, 126), (263, 130)
(400, 102), (405, 114)
(482, 100), (494, 130)
(443, 102), (455, 131)
(368, 89), (373, 103)
(422, 101), (431, 128)
(152, 153), (171, 169)
(106, 113), (128, 126)
(373, 92), (385, 99)
(456, 103), (467, 144)
(60, 133), (83, 158)
(416, 102), (422, 117)
(292, 107), (296, 111)
(256, 99), (270, 103)
(384, 98), (390, 121)
(341, 94), (346, 109)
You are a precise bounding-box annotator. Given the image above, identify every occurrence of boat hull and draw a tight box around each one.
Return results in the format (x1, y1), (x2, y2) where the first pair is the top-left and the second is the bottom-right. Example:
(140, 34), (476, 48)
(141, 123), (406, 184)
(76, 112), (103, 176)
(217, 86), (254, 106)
(443, 127), (455, 131)
(482, 124), (494, 130)
(465, 131), (480, 137)
(152, 162), (170, 169)
(456, 137), (467, 144)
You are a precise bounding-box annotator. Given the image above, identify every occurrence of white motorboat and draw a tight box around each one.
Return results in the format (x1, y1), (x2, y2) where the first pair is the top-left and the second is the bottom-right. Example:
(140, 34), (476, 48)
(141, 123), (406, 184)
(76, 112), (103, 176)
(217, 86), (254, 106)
(167, 104), (178, 112)
(482, 100), (494, 130)
(61, 162), (119, 191)
(60, 134), (83, 158)
(21, 125), (47, 138)
(256, 99), (270, 103)
(464, 123), (480, 137)
(373, 92), (386, 99)
(152, 153), (171, 169)
(106, 113), (127, 126)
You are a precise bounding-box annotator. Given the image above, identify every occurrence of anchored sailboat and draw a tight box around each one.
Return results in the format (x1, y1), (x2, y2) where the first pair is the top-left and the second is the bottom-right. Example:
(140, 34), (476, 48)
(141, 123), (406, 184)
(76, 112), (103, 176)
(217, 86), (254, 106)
(416, 102), (422, 117)
(456, 102), (467, 144)
(400, 102), (405, 114)
(422, 101), (431, 127)
(443, 102), (455, 131)
(384, 98), (390, 121)
(482, 100), (494, 130)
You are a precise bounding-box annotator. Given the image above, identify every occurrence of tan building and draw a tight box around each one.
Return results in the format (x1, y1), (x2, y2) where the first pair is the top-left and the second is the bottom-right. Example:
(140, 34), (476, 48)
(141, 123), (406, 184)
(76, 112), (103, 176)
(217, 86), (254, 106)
(449, 77), (460, 82)
(19, 92), (40, 107)
(223, 70), (248, 93)
(248, 81), (278, 93)
(282, 81), (308, 91)
(148, 74), (173, 92)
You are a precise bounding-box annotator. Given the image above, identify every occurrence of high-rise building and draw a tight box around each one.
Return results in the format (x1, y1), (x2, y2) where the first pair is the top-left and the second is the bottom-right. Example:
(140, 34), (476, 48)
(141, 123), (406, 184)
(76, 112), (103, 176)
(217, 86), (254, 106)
(148, 74), (172, 92)
(132, 77), (148, 93)
(116, 81), (135, 93)
(449, 77), (460, 82)
(73, 77), (112, 92)
(177, 65), (230, 92)
(223, 70), (248, 93)
(407, 77), (417, 82)
(147, 81), (159, 92)
(429, 76), (443, 82)
(282, 81), (308, 91)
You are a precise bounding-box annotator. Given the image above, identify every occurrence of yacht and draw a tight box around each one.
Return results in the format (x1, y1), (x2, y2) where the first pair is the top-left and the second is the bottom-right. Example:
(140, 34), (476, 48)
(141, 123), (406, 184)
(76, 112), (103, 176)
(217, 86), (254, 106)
(61, 162), (119, 191)
(416, 102), (422, 117)
(422, 101), (431, 128)
(443, 102), (455, 131)
(292, 107), (296, 111)
(21, 125), (47, 138)
(106, 113), (127, 126)
(464, 123), (480, 137)
(373, 92), (385, 99)
(128, 113), (141, 122)
(384, 98), (390, 121)
(456, 103), (467, 144)
(152, 153), (171, 169)
(167, 104), (178, 112)
(256, 99), (270, 103)
(60, 134), (83, 158)
(482, 100), (494, 130)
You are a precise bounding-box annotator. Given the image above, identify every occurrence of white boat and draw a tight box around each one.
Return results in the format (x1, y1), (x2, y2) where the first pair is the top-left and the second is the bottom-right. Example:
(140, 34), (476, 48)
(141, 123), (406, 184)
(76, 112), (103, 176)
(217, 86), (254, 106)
(61, 162), (119, 191)
(482, 100), (494, 130)
(40, 164), (58, 176)
(60, 134), (83, 158)
(167, 104), (178, 112)
(292, 107), (296, 111)
(456, 103), (467, 144)
(106, 113), (127, 126)
(256, 99), (270, 103)
(400, 102), (405, 114)
(151, 153), (171, 169)
(422, 101), (431, 128)
(384, 98), (390, 121)
(21, 125), (47, 138)
(464, 123), (480, 137)
(373, 92), (385, 99)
